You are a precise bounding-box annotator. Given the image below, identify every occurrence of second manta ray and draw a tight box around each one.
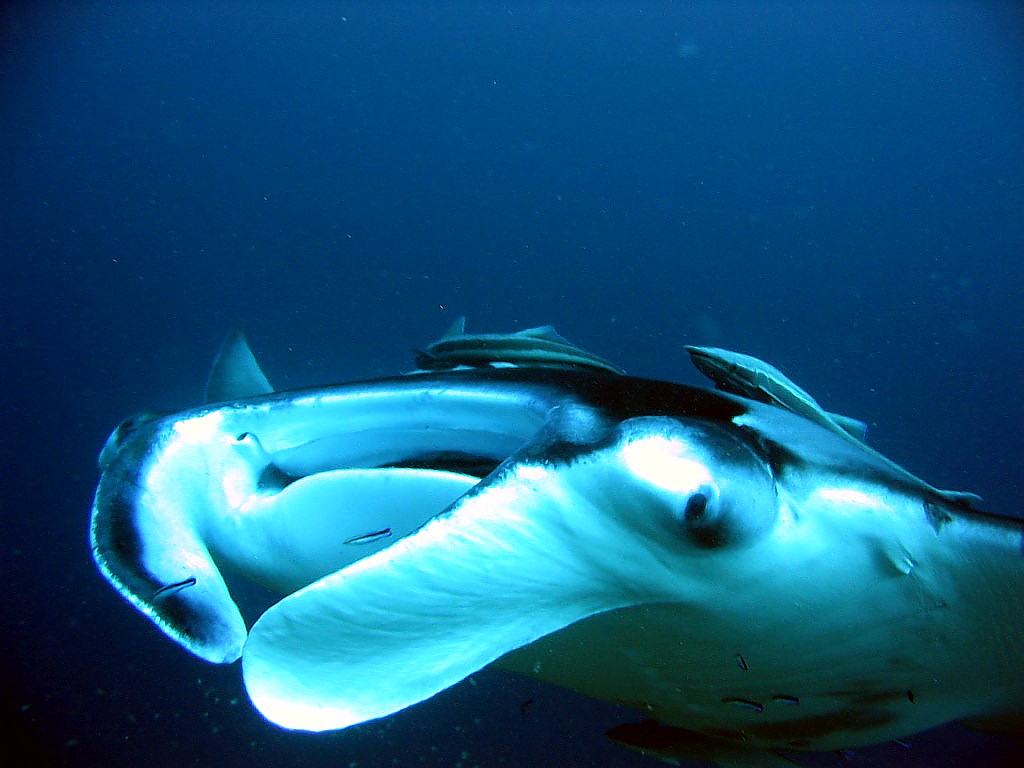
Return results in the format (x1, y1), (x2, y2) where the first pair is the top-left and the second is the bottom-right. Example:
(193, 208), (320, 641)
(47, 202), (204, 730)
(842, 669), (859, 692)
(90, 324), (1024, 764)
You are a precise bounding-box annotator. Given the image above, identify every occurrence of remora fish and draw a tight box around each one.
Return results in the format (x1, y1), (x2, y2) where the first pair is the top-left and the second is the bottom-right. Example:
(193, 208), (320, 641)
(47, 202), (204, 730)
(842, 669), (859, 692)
(91, 331), (1024, 760)
(686, 345), (870, 441)
(414, 316), (626, 374)
(686, 345), (981, 508)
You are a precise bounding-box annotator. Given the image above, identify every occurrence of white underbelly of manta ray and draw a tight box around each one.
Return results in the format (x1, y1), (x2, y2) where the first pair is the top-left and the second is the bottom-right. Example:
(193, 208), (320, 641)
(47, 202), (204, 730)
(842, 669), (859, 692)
(89, 324), (1024, 762)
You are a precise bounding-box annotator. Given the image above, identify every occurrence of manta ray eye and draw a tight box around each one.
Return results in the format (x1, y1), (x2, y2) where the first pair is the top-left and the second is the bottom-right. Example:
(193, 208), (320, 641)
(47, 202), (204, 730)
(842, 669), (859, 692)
(619, 421), (777, 549)
(683, 489), (711, 521)
(677, 484), (733, 547)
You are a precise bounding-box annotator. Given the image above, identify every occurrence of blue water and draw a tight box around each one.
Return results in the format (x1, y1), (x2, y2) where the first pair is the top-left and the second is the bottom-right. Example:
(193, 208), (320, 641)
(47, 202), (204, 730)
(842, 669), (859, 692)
(3, 2), (1022, 766)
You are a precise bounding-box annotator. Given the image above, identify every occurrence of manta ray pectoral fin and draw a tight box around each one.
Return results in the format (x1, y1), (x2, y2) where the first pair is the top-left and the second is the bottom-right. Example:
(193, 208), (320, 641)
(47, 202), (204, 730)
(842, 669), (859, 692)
(205, 330), (274, 403)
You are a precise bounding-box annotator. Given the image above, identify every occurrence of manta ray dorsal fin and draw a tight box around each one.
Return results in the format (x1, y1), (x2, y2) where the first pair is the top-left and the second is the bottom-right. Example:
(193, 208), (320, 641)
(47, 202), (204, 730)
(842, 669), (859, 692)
(204, 330), (274, 403)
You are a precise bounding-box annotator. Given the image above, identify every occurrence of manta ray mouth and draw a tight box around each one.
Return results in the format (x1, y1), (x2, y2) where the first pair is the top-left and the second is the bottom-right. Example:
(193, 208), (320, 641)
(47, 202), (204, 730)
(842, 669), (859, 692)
(90, 373), (578, 663)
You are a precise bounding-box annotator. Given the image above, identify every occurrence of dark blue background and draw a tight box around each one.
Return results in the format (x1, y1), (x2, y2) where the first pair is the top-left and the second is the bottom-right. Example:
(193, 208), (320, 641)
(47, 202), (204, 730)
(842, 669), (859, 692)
(2, 2), (1022, 766)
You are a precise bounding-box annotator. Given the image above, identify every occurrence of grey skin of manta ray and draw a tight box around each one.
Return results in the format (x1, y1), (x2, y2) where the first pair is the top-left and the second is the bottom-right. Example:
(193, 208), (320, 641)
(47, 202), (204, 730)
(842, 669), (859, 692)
(90, 328), (1024, 765)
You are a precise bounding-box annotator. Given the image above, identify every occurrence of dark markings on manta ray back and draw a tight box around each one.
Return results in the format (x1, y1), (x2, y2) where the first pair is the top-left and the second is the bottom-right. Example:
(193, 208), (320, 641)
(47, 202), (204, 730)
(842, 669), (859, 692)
(461, 367), (747, 424)
(481, 367), (936, 509)
(357, 367), (752, 470)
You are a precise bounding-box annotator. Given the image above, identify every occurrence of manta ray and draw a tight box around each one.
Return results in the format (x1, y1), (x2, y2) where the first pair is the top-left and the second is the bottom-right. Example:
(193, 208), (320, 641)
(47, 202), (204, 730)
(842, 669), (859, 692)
(90, 324), (1024, 764)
